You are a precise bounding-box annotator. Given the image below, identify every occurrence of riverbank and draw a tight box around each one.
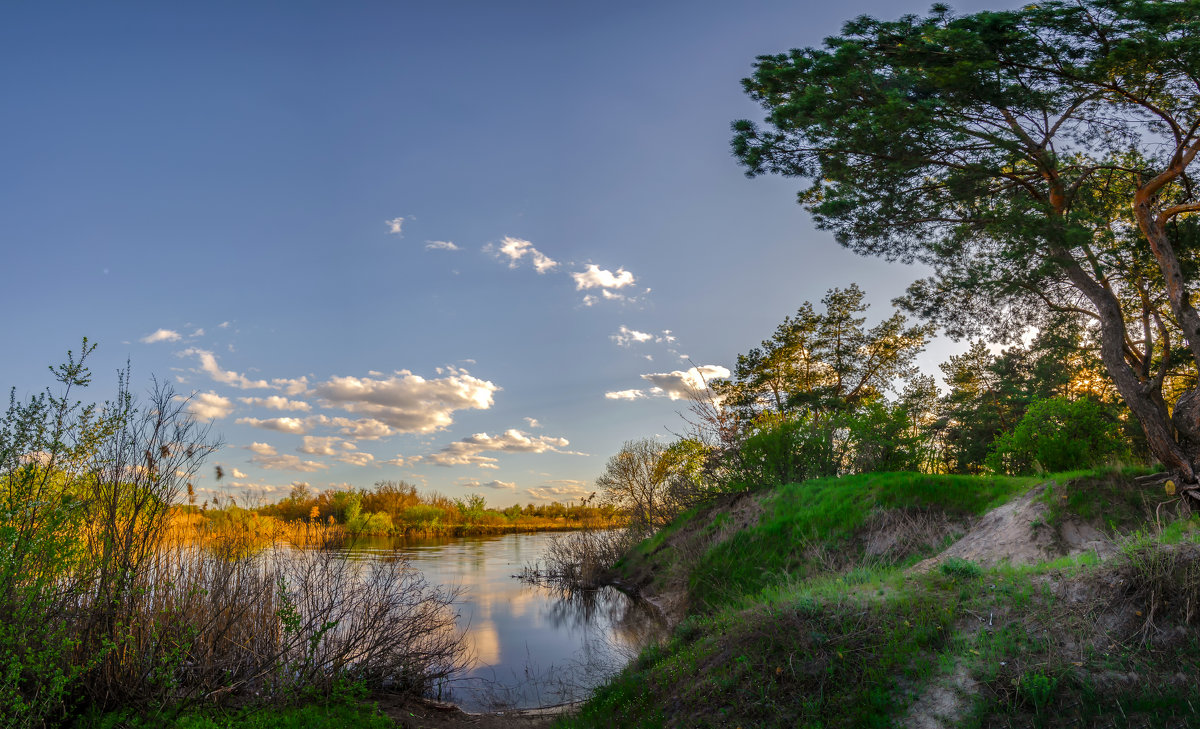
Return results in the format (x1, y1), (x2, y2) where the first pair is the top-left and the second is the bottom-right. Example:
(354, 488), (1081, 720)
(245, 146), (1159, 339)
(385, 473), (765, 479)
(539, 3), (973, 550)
(564, 469), (1200, 727)
(85, 470), (1199, 727)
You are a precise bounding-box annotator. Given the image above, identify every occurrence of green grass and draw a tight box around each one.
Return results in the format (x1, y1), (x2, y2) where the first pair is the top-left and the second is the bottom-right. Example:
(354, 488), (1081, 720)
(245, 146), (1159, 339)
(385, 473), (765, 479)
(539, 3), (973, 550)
(564, 588), (959, 729)
(1039, 466), (1162, 532)
(682, 472), (1033, 611)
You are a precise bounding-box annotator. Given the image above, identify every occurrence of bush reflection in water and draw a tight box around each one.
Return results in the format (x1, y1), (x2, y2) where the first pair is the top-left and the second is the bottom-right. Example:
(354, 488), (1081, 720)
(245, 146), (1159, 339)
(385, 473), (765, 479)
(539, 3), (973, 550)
(317, 532), (666, 712)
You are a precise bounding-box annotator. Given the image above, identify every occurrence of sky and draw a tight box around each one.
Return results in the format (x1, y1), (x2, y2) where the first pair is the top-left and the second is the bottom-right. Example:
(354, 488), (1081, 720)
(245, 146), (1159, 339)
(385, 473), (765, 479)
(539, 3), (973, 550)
(1, 0), (1024, 508)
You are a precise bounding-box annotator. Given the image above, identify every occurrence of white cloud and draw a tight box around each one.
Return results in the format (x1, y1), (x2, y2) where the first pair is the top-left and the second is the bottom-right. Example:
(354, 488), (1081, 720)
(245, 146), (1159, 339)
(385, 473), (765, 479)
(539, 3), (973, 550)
(606, 365), (731, 402)
(271, 377), (309, 396)
(485, 236), (558, 273)
(334, 451), (375, 467)
(425, 240), (459, 251)
(426, 429), (576, 468)
(190, 328), (205, 337)
(183, 391), (234, 420)
(180, 348), (270, 389)
(141, 329), (181, 344)
(526, 481), (592, 502)
(299, 436), (343, 456)
(239, 395), (311, 412)
(611, 325), (654, 347)
(387, 217), (405, 235)
(218, 321), (231, 329)
(245, 442), (329, 472)
(611, 326), (677, 348)
(312, 367), (498, 433)
(251, 453), (330, 472)
(524, 417), (541, 429)
(236, 416), (310, 434)
(639, 365), (730, 400)
(604, 389), (648, 400)
(572, 264), (635, 291)
(328, 417), (396, 440)
(460, 479), (516, 490)
(382, 455), (407, 467)
(231, 468), (247, 479)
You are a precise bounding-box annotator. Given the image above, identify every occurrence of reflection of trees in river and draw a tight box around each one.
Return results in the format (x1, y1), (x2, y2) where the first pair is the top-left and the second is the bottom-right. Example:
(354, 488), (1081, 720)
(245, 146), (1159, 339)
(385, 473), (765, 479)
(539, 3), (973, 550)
(542, 586), (667, 645)
(287, 533), (669, 712)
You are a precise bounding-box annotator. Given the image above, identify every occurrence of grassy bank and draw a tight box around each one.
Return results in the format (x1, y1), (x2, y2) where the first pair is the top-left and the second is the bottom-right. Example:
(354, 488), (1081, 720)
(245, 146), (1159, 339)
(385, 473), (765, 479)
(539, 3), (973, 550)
(562, 470), (1200, 728)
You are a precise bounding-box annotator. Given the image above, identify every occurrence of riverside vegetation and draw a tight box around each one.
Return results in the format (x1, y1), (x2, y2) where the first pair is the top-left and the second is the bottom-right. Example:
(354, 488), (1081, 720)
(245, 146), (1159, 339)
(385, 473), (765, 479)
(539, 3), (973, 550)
(0, 342), (465, 729)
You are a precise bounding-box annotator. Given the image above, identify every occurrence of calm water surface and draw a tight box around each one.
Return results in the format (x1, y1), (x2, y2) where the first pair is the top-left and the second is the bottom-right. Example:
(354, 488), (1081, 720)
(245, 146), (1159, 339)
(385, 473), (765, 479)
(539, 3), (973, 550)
(333, 531), (665, 711)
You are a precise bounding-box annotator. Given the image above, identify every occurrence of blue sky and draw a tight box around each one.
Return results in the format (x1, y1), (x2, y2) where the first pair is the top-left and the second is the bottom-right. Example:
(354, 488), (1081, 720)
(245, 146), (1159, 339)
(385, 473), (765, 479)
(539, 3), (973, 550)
(1, 1), (1020, 507)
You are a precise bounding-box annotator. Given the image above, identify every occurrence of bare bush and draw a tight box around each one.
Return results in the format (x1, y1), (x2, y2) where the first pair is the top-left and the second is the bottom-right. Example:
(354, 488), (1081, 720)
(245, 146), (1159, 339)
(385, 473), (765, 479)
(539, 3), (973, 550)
(525, 529), (636, 591)
(74, 530), (466, 717)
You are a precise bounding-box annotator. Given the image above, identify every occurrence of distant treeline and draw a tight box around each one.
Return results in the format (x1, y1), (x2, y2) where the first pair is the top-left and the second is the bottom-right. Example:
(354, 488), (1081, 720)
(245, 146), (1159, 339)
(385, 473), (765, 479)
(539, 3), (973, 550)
(181, 479), (621, 536)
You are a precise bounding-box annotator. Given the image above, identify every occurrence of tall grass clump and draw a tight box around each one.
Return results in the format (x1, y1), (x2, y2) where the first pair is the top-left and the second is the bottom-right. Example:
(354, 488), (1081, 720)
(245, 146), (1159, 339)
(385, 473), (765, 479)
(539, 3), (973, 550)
(0, 342), (466, 725)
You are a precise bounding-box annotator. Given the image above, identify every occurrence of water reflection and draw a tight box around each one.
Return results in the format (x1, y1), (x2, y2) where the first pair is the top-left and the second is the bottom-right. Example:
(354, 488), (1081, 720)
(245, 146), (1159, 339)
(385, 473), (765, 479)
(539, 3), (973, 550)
(314, 532), (666, 711)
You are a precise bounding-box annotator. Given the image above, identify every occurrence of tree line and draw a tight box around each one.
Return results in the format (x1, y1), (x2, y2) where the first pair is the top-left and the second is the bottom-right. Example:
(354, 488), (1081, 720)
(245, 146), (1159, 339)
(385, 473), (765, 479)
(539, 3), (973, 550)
(596, 285), (1137, 533)
(231, 479), (617, 534)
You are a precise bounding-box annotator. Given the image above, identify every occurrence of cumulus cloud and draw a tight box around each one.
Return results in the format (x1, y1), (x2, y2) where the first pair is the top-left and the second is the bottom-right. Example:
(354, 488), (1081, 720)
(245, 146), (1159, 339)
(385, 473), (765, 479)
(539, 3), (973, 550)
(611, 326), (653, 346)
(425, 240), (459, 251)
(299, 436), (343, 456)
(382, 455), (408, 467)
(179, 391), (234, 420)
(141, 329), (181, 344)
(334, 450), (375, 467)
(251, 453), (330, 472)
(328, 417), (395, 440)
(180, 348), (270, 389)
(231, 468), (247, 479)
(524, 417), (541, 429)
(426, 429), (576, 468)
(386, 217), (405, 235)
(271, 377), (309, 396)
(239, 395), (311, 412)
(572, 264), (635, 290)
(460, 479), (517, 490)
(245, 441), (328, 471)
(312, 367), (498, 433)
(604, 389), (648, 401)
(611, 326), (677, 348)
(485, 236), (558, 273)
(639, 365), (731, 400)
(606, 365), (731, 402)
(236, 416), (309, 434)
(526, 480), (592, 502)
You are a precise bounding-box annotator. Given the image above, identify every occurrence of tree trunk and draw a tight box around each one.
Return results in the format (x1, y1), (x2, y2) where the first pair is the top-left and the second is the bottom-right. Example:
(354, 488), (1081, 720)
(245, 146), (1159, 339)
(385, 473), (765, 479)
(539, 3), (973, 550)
(1060, 257), (1198, 483)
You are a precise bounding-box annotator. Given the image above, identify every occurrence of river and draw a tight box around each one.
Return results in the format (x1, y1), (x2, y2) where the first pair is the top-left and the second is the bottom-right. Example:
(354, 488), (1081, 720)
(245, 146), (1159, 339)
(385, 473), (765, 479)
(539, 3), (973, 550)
(328, 531), (666, 712)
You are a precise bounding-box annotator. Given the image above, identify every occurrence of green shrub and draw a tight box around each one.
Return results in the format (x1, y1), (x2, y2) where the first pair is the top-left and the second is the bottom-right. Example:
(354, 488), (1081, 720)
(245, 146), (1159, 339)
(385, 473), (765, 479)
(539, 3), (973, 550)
(400, 504), (444, 530)
(987, 396), (1128, 475)
(733, 412), (839, 488)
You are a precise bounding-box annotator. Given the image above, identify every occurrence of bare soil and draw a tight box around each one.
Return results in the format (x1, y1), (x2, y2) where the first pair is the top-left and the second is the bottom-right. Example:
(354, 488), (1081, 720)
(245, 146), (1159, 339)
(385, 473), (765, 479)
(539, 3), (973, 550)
(911, 482), (1117, 572)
